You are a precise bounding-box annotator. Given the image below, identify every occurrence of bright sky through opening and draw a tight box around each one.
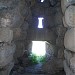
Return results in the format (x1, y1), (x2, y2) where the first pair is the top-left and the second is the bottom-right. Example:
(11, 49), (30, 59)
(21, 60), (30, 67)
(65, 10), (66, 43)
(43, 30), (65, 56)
(32, 41), (46, 56)
(41, 0), (44, 2)
(38, 17), (44, 28)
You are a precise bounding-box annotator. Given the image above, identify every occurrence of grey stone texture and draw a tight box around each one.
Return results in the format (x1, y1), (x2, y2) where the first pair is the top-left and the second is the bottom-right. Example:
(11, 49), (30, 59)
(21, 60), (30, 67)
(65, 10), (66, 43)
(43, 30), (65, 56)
(0, 0), (66, 75)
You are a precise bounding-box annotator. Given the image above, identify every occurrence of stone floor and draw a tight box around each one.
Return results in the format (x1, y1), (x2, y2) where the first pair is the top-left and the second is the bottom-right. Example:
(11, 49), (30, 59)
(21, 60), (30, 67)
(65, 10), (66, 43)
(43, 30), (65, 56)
(10, 70), (65, 75)
(10, 60), (66, 75)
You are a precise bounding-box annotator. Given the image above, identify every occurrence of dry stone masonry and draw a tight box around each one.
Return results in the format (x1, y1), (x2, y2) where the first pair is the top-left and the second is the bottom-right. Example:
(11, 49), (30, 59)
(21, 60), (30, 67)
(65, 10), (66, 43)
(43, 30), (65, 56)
(0, 0), (32, 75)
(61, 0), (75, 75)
(0, 0), (71, 75)
(61, 0), (75, 14)
(0, 20), (16, 75)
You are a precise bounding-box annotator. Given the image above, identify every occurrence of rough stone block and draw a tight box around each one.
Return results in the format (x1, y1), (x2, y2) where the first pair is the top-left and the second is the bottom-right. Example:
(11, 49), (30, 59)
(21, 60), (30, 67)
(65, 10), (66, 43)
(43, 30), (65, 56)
(64, 28), (75, 52)
(0, 61), (14, 75)
(13, 28), (27, 40)
(56, 37), (64, 47)
(65, 5), (75, 27)
(64, 60), (75, 75)
(64, 49), (73, 66)
(0, 28), (13, 43)
(57, 47), (64, 59)
(0, 43), (16, 67)
(70, 56), (75, 73)
(56, 25), (66, 37)
(61, 0), (75, 14)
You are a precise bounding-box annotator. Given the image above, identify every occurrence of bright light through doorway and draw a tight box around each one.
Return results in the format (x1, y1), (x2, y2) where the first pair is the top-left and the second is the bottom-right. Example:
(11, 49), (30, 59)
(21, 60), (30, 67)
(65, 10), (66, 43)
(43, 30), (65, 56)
(32, 41), (46, 56)
(38, 17), (44, 28)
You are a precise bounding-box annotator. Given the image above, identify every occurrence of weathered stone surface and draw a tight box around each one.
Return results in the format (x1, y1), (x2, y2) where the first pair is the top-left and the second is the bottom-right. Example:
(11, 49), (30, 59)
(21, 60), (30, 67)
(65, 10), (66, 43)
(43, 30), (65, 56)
(63, 17), (68, 28)
(0, 28), (13, 43)
(0, 43), (16, 67)
(70, 56), (75, 73)
(64, 60), (75, 75)
(65, 5), (75, 27)
(0, 10), (24, 28)
(56, 25), (67, 37)
(54, 7), (62, 25)
(21, 21), (29, 31)
(14, 41), (25, 62)
(57, 47), (64, 59)
(42, 58), (63, 74)
(0, 0), (32, 74)
(0, 54), (13, 68)
(61, 0), (75, 14)
(12, 22), (29, 41)
(56, 37), (64, 47)
(13, 27), (27, 40)
(0, 0), (18, 9)
(64, 28), (75, 52)
(0, 61), (14, 75)
(0, 0), (31, 28)
(49, 0), (57, 6)
(0, 43), (16, 56)
(0, 17), (11, 27)
(46, 43), (57, 60)
(13, 28), (22, 40)
(64, 49), (73, 66)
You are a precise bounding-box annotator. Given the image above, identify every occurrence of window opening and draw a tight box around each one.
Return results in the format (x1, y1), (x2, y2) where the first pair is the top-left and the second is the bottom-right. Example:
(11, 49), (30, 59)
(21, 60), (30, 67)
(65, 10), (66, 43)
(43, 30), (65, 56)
(38, 17), (44, 28)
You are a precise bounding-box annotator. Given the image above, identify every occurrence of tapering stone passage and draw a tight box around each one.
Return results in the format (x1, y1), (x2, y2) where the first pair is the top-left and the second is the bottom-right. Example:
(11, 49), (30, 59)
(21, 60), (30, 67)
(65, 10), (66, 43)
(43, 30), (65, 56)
(25, 0), (65, 74)
(61, 0), (75, 75)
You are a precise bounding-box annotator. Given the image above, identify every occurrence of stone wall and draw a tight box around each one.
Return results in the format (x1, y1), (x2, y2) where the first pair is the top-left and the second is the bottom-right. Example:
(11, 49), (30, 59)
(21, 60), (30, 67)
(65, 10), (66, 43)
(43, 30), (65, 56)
(0, 0), (32, 75)
(61, 0), (75, 75)
(0, 0), (67, 74)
